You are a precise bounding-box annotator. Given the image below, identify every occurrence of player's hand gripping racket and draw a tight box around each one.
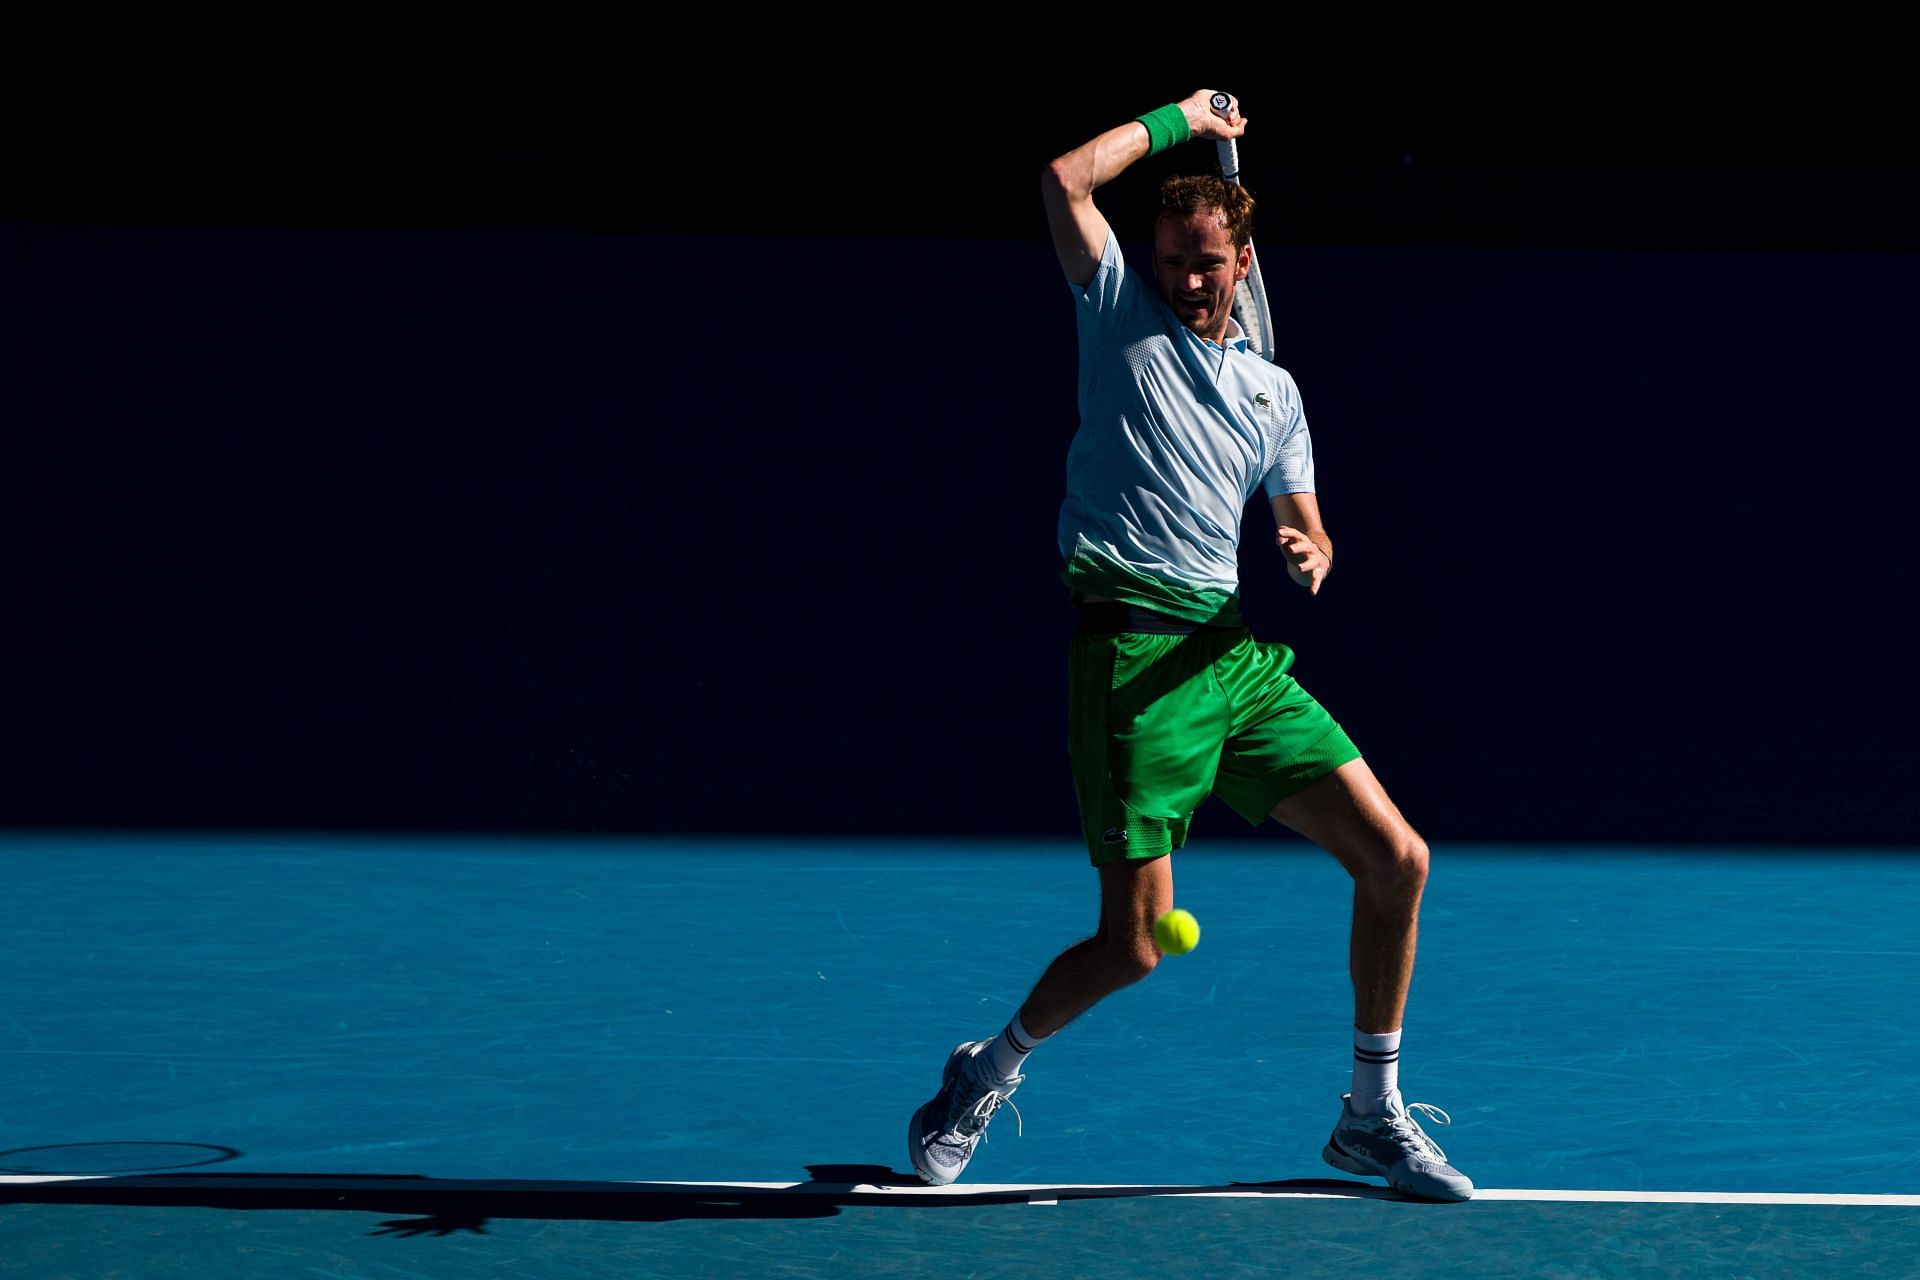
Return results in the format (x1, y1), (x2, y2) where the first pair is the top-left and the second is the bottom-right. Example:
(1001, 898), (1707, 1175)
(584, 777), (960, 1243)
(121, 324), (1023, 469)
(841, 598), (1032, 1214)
(1209, 92), (1277, 363)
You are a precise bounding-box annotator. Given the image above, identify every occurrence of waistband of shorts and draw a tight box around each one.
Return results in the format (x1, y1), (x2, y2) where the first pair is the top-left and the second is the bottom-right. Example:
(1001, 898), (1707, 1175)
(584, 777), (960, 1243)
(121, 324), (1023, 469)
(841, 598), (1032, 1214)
(1072, 595), (1238, 636)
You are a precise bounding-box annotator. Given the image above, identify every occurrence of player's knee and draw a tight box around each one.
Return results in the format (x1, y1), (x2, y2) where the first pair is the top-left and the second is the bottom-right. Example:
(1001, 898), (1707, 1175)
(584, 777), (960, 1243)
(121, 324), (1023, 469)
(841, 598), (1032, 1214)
(1383, 833), (1430, 894)
(1355, 831), (1428, 898)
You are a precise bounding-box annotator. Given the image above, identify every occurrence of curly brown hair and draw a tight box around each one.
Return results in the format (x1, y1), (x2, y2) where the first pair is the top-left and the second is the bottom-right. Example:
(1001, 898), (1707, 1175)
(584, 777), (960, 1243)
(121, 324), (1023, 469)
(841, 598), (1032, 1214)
(1157, 174), (1255, 251)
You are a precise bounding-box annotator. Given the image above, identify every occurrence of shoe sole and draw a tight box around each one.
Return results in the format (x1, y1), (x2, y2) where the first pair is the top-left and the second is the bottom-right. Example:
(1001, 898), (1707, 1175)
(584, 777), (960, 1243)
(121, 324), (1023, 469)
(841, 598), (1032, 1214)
(1322, 1139), (1473, 1202)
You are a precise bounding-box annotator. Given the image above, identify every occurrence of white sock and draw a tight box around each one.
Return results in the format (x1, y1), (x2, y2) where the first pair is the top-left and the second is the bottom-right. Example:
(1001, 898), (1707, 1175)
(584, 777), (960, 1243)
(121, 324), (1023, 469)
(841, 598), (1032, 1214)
(982, 1011), (1047, 1081)
(1351, 1028), (1402, 1115)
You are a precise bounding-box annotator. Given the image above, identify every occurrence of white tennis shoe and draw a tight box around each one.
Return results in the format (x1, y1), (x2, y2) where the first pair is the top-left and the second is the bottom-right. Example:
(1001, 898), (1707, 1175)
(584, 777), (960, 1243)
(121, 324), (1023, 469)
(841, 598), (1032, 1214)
(1323, 1091), (1474, 1201)
(908, 1040), (1023, 1186)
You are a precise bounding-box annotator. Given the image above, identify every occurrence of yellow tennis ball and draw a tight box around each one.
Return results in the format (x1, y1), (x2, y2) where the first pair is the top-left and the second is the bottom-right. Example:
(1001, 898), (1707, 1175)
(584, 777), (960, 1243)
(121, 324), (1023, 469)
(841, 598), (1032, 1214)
(1153, 908), (1200, 956)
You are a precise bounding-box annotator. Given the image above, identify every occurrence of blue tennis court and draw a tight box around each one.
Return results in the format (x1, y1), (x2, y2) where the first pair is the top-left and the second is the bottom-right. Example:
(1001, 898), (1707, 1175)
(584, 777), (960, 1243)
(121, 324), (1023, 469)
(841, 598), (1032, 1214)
(3, 833), (1914, 1277)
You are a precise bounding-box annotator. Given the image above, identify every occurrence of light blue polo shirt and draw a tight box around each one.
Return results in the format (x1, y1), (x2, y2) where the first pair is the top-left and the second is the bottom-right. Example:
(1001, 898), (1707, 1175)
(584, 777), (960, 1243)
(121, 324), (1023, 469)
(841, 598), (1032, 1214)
(1057, 230), (1315, 625)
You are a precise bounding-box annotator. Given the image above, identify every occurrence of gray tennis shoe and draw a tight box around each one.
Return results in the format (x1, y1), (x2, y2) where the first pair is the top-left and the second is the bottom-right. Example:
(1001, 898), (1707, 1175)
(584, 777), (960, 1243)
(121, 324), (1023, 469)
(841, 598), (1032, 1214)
(908, 1040), (1023, 1186)
(1323, 1092), (1474, 1200)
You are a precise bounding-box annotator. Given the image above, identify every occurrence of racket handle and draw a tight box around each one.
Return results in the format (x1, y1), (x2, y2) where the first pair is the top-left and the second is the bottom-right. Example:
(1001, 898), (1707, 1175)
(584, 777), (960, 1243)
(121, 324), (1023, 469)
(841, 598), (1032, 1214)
(1208, 92), (1242, 184)
(1216, 138), (1241, 184)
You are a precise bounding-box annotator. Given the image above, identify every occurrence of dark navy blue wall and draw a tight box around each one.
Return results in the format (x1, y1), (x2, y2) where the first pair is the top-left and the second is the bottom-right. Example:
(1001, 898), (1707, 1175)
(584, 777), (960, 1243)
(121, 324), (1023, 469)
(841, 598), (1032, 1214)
(4, 221), (1915, 842)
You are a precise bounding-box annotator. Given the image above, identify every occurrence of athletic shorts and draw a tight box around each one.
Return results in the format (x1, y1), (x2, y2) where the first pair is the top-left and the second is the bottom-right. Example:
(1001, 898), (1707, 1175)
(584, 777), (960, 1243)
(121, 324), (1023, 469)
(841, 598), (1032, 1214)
(1068, 608), (1361, 865)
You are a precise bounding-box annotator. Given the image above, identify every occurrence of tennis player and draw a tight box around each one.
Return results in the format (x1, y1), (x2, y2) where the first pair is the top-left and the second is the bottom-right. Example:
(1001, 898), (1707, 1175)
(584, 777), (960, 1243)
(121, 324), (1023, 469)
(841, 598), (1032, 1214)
(908, 90), (1473, 1201)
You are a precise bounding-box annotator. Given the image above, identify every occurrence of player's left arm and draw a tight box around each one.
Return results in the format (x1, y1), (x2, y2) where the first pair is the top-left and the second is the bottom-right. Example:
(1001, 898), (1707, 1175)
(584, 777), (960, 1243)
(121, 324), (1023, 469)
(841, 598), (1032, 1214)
(1270, 492), (1332, 595)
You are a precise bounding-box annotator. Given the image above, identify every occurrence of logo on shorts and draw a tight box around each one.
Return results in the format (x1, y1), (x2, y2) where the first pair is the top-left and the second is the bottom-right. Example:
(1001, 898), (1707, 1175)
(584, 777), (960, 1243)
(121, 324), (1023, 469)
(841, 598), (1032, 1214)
(1102, 827), (1128, 845)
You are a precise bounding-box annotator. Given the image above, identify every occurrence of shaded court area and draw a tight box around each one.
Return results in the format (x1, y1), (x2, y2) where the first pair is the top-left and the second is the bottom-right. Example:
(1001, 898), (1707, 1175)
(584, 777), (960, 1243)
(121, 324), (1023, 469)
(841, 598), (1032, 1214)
(2, 834), (1916, 1276)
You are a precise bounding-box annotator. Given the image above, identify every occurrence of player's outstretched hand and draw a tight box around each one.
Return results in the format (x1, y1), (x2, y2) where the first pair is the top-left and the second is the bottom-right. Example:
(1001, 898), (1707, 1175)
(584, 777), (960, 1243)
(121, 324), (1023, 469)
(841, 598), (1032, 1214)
(1184, 89), (1246, 140)
(1275, 525), (1329, 595)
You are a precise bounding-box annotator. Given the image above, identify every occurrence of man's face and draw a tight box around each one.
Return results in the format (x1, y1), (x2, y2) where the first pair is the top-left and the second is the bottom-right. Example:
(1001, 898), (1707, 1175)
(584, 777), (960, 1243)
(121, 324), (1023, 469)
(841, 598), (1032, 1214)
(1153, 209), (1250, 342)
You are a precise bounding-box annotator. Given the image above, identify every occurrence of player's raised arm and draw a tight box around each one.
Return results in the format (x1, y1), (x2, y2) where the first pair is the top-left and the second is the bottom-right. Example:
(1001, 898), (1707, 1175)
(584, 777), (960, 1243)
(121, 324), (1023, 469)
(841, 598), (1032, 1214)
(1040, 89), (1246, 287)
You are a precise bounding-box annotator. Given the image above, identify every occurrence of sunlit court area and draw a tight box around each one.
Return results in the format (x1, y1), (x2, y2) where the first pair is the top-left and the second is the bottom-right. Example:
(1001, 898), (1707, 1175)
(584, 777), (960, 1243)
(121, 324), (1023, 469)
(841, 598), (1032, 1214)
(5, 73), (1918, 1278)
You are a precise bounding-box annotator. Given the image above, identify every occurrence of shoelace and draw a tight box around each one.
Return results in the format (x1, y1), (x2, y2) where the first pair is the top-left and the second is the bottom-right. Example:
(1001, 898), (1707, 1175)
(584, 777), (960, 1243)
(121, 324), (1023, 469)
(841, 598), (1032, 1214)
(1383, 1101), (1452, 1163)
(950, 1068), (1025, 1142)
(964, 1088), (1023, 1141)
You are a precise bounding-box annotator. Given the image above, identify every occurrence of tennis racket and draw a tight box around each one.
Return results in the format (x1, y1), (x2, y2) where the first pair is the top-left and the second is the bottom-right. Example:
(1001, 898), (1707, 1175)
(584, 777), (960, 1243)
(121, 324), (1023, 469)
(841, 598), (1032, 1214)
(1209, 92), (1277, 363)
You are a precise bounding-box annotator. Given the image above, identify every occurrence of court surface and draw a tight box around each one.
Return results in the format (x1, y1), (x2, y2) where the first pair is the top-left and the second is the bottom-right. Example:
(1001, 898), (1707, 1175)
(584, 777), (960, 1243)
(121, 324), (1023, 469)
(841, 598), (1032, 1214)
(3, 833), (1916, 1277)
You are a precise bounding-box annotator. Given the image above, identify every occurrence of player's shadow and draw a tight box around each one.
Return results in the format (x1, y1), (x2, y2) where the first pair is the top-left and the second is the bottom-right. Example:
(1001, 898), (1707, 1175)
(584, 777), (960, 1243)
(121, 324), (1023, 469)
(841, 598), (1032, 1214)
(0, 1154), (1398, 1238)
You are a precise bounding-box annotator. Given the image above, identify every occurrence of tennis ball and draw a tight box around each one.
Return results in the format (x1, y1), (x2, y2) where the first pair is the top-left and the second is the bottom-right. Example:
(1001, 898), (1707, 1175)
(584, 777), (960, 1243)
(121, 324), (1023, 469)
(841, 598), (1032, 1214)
(1153, 908), (1201, 956)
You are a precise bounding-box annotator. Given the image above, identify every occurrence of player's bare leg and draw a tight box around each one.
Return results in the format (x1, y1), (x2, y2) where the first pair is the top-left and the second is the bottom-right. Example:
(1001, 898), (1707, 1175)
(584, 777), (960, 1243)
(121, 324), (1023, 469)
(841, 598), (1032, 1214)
(1268, 758), (1426, 1033)
(1269, 756), (1472, 1200)
(909, 855), (1171, 1184)
(1017, 854), (1173, 1038)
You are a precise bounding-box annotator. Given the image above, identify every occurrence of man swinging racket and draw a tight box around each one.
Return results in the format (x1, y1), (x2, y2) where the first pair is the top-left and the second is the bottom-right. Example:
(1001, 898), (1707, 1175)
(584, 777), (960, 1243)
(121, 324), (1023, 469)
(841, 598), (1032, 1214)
(907, 89), (1473, 1201)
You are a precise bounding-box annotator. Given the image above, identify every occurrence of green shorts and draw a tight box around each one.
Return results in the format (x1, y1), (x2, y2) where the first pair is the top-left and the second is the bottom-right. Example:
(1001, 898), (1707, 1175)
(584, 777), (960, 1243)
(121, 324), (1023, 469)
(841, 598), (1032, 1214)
(1068, 620), (1361, 865)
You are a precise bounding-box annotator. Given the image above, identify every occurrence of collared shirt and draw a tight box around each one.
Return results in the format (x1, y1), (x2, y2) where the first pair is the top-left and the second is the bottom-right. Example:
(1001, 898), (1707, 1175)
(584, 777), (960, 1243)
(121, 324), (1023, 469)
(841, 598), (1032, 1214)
(1056, 230), (1316, 625)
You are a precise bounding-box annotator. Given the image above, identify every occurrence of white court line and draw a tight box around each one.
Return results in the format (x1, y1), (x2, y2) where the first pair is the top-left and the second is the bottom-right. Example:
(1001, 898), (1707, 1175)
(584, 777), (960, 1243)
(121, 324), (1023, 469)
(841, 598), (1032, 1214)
(1475, 1189), (1920, 1207)
(2, 1175), (1915, 1207)
(645, 1181), (1920, 1207)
